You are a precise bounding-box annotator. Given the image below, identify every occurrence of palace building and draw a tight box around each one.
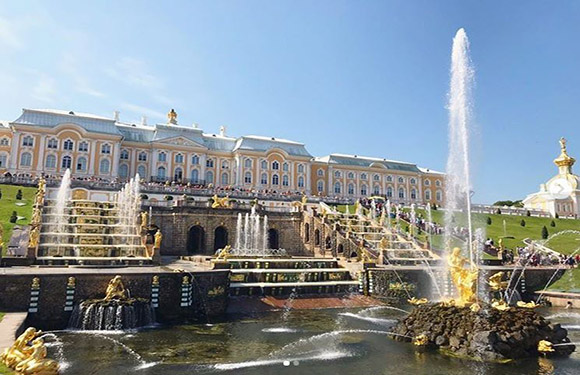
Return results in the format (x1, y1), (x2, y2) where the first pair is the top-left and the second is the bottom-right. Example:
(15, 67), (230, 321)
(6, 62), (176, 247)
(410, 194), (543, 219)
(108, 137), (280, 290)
(523, 138), (580, 217)
(0, 108), (445, 205)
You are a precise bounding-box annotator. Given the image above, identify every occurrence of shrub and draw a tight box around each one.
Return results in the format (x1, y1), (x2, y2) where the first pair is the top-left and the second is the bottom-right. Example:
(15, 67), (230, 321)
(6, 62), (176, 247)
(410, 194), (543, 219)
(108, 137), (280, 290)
(526, 210), (531, 216)
(140, 194), (149, 200)
(432, 204), (438, 210)
(541, 226), (549, 239)
(486, 217), (492, 225)
(550, 220), (556, 227)
(495, 208), (501, 215)
(15, 189), (22, 200)
(520, 219), (526, 227)
(164, 195), (173, 201)
(555, 213), (559, 219)
(9, 211), (17, 223)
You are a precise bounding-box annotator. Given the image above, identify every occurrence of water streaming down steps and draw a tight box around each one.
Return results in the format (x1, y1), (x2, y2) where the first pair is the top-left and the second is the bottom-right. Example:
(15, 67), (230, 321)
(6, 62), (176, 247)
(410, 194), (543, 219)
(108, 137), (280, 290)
(68, 298), (155, 330)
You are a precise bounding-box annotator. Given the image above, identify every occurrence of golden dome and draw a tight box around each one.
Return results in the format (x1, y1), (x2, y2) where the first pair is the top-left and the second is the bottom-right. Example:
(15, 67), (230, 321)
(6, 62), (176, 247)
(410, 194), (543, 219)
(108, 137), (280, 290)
(554, 137), (575, 168)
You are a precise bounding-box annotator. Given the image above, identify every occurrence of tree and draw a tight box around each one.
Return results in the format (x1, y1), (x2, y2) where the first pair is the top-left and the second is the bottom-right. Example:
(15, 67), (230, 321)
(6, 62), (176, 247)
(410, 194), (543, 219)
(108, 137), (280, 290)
(486, 217), (492, 225)
(164, 195), (173, 201)
(9, 211), (17, 223)
(520, 219), (526, 227)
(541, 226), (549, 239)
(15, 189), (22, 200)
(526, 210), (531, 217)
(496, 208), (502, 215)
(550, 220), (556, 227)
(140, 194), (148, 200)
(432, 204), (438, 210)
(555, 213), (559, 219)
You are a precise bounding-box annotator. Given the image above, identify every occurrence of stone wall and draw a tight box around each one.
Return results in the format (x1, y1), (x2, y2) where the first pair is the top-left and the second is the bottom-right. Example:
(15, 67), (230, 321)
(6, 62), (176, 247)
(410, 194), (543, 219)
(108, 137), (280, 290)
(151, 206), (307, 256)
(0, 271), (230, 330)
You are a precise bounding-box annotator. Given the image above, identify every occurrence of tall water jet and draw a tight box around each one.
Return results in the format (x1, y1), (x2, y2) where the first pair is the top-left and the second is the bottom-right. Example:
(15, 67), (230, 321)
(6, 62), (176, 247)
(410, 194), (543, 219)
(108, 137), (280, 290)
(53, 169), (72, 255)
(444, 28), (476, 266)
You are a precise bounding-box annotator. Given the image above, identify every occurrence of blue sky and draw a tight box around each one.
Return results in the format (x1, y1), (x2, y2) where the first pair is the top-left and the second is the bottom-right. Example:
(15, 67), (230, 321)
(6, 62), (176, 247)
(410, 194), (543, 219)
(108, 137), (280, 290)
(1, 1), (580, 203)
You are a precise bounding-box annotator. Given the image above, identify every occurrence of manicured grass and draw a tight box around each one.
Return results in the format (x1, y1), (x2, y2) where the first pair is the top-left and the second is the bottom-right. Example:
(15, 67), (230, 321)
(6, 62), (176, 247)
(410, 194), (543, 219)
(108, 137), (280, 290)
(0, 312), (4, 322)
(546, 268), (580, 293)
(0, 184), (37, 256)
(0, 363), (14, 374)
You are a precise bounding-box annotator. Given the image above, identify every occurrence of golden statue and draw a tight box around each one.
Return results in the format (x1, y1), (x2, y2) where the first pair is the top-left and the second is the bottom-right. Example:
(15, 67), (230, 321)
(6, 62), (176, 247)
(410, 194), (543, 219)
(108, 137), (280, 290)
(301, 195), (308, 206)
(447, 247), (478, 306)
(152, 275), (160, 286)
(182, 275), (190, 285)
(413, 334), (429, 346)
(517, 301), (539, 309)
(31, 278), (40, 289)
(215, 245), (232, 260)
(408, 297), (428, 305)
(67, 277), (75, 288)
(491, 298), (510, 311)
(14, 338), (59, 375)
(29, 227), (40, 249)
(488, 272), (508, 291)
(1, 327), (39, 368)
(211, 195), (230, 208)
(154, 229), (163, 249)
(538, 340), (555, 353)
(104, 275), (127, 300)
(379, 236), (390, 250)
(440, 299), (455, 307)
(140, 211), (148, 231)
(167, 108), (178, 124)
(469, 302), (481, 313)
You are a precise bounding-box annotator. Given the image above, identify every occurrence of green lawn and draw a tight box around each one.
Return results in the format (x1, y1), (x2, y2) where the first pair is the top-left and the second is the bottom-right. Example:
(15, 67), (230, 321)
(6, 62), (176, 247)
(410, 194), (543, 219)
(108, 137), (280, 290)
(0, 312), (4, 322)
(335, 204), (580, 254)
(0, 363), (14, 374)
(546, 268), (580, 293)
(0, 184), (37, 256)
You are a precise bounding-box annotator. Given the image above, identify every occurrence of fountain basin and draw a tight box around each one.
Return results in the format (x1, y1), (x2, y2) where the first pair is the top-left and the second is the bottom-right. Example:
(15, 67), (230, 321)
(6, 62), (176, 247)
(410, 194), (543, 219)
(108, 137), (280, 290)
(68, 297), (155, 330)
(392, 303), (575, 361)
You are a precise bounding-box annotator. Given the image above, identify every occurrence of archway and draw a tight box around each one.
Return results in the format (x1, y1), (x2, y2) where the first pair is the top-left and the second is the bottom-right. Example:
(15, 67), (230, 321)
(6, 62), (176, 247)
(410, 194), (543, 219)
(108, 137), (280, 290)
(267, 228), (279, 249)
(187, 225), (205, 255)
(314, 229), (320, 246)
(325, 236), (332, 249)
(337, 244), (344, 254)
(214, 226), (228, 251)
(304, 223), (310, 243)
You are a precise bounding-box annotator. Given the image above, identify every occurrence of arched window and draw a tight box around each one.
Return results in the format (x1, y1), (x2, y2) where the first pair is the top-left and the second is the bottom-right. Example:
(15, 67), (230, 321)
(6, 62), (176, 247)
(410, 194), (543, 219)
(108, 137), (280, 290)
(282, 175), (289, 186)
(0, 137), (9, 146)
(398, 176), (404, 183)
(62, 155), (72, 169)
(78, 141), (88, 152)
(436, 190), (442, 201)
(334, 182), (342, 194)
(191, 169), (199, 182)
(221, 160), (229, 169)
(76, 157), (87, 172)
(22, 136), (34, 147)
(158, 152), (166, 162)
(348, 172), (355, 179)
(47, 138), (58, 149)
(374, 174), (380, 181)
(283, 162), (289, 172)
(221, 172), (229, 185)
(272, 161), (279, 170)
(298, 176), (305, 188)
(63, 139), (74, 151)
(138, 165), (147, 178)
(206, 158), (214, 168)
(175, 153), (184, 163)
(259, 173), (266, 185)
(244, 158), (252, 168)
(297, 164), (304, 173)
(157, 166), (166, 179)
(424, 179), (431, 186)
(361, 184), (368, 196)
(119, 164), (129, 178)
(334, 170), (341, 178)
(386, 186), (393, 198)
(398, 187), (405, 199)
(261, 160), (267, 169)
(348, 183), (354, 195)
(425, 189), (432, 200)
(205, 170), (214, 183)
(137, 152), (147, 161)
(101, 143), (111, 154)
(373, 185), (380, 195)
(45, 154), (56, 169)
(272, 174), (279, 185)
(410, 178), (416, 185)
(361, 173), (367, 180)
(411, 188), (417, 200)
(386, 175), (393, 182)
(20, 152), (32, 167)
(99, 159), (110, 174)
(0, 154), (6, 167)
(317, 169), (324, 176)
(120, 149), (129, 160)
(317, 180), (324, 192)
(191, 155), (199, 164)
(244, 171), (252, 184)
(174, 167), (183, 180)
(436, 180), (441, 187)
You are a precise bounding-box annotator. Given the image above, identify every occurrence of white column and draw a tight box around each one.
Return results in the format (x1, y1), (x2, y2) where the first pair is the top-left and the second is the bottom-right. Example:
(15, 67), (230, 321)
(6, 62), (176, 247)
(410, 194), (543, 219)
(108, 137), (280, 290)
(306, 163), (311, 194)
(150, 149), (158, 178)
(167, 151), (173, 180)
(88, 141), (96, 175)
(131, 149), (137, 177)
(327, 166), (333, 195)
(35, 135), (47, 172)
(9, 132), (20, 170)
(200, 154), (207, 182)
(111, 142), (121, 177)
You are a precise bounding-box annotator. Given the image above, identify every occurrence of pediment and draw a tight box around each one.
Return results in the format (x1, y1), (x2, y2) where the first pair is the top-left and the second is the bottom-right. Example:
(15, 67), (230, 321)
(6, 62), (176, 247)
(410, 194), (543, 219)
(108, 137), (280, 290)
(157, 136), (206, 148)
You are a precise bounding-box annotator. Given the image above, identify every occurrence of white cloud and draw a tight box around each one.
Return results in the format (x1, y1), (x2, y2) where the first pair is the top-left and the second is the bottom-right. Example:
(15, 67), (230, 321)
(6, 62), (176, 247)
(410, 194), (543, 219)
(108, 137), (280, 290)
(121, 103), (166, 121)
(60, 53), (105, 98)
(0, 16), (23, 49)
(32, 75), (57, 103)
(107, 57), (163, 90)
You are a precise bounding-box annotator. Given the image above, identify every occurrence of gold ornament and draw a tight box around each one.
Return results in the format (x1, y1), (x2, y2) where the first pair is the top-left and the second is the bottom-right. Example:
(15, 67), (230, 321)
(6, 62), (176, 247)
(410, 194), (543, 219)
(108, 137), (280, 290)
(104, 275), (127, 301)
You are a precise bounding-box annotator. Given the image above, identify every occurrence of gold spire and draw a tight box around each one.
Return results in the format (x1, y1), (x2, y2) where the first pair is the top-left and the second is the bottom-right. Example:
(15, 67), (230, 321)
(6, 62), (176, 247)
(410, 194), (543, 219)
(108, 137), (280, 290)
(554, 137), (575, 170)
(167, 109), (177, 125)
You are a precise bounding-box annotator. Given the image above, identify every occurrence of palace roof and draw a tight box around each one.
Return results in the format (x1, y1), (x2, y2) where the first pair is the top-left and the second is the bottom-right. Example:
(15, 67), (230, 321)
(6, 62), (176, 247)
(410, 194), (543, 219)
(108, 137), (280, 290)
(315, 153), (422, 173)
(13, 109), (122, 136)
(233, 136), (312, 157)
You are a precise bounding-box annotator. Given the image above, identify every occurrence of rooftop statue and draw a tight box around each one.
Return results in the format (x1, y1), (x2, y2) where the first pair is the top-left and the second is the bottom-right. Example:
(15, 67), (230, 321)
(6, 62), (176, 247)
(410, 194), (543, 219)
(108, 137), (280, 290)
(167, 108), (178, 124)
